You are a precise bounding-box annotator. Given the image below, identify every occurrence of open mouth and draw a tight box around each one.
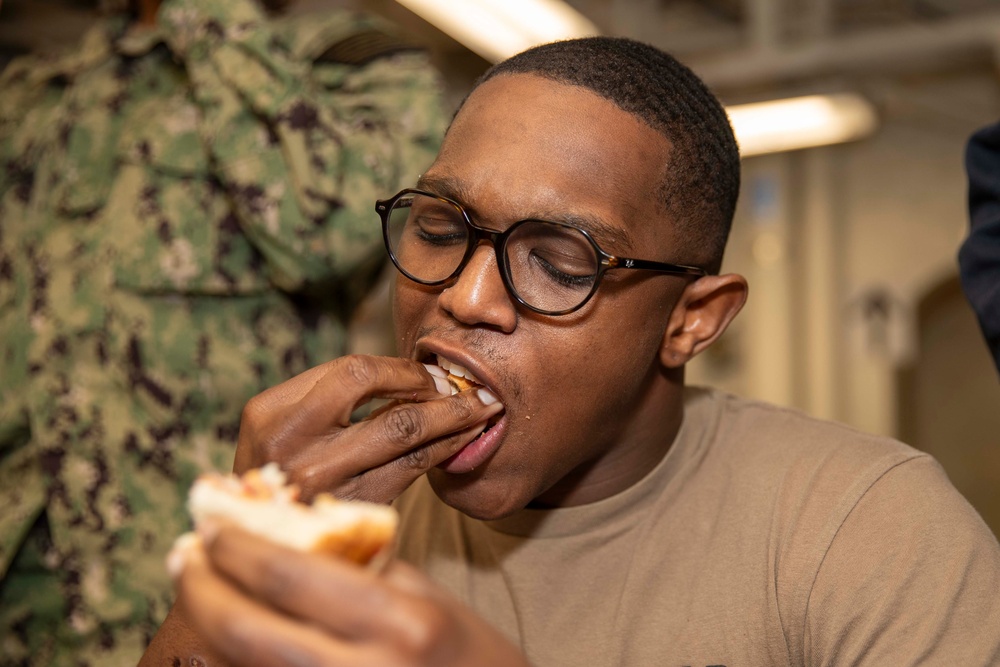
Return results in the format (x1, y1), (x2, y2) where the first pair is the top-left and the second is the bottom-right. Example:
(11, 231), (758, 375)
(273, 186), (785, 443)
(435, 354), (484, 394)
(433, 355), (504, 431)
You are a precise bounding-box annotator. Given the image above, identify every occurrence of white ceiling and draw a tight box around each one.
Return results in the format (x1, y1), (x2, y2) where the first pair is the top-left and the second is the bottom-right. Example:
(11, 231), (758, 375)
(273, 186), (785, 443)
(2, 0), (999, 104)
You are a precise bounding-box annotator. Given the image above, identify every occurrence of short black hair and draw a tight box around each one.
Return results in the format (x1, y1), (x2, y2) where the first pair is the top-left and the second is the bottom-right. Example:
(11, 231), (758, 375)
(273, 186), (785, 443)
(465, 37), (740, 273)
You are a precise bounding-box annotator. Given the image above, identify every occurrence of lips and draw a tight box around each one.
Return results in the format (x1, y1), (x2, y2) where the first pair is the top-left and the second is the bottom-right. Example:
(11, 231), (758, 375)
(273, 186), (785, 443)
(419, 352), (506, 472)
(433, 353), (502, 429)
(437, 412), (508, 474)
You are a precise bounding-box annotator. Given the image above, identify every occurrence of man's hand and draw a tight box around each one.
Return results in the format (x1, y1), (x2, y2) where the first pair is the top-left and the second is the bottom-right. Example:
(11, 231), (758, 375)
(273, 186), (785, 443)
(234, 355), (503, 503)
(137, 356), (505, 666)
(170, 523), (530, 667)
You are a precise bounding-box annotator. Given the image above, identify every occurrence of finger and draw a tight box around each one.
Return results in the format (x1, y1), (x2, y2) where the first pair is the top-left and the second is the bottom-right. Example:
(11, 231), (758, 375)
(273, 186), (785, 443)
(359, 388), (502, 465)
(288, 389), (502, 500)
(234, 361), (363, 474)
(302, 355), (454, 428)
(236, 356), (452, 474)
(203, 524), (427, 646)
(175, 538), (375, 667)
(252, 360), (349, 410)
(363, 397), (409, 421)
(338, 420), (491, 503)
(380, 559), (444, 599)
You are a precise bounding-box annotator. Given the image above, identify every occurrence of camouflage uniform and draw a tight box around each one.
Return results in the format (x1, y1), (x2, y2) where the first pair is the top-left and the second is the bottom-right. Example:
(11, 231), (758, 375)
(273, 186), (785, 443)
(0, 0), (446, 664)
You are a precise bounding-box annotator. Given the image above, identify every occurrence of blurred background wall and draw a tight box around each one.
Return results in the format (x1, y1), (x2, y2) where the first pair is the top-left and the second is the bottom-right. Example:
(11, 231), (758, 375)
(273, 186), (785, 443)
(3, 0), (998, 532)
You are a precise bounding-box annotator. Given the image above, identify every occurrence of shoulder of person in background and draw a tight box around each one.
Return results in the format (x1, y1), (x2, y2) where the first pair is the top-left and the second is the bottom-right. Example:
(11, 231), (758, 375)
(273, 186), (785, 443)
(0, 11), (119, 126)
(148, 0), (447, 296)
(959, 119), (1000, 376)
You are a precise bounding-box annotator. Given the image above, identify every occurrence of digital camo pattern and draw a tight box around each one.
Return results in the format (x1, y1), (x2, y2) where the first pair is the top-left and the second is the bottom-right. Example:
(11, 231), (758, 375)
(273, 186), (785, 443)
(0, 0), (446, 663)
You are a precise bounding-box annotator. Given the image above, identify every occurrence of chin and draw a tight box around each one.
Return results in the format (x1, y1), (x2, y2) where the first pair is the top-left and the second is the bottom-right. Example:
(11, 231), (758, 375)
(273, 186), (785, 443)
(426, 469), (528, 521)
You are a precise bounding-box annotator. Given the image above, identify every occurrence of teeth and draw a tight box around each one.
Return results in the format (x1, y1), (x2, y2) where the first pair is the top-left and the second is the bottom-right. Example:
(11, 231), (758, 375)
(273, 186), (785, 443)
(435, 355), (481, 386)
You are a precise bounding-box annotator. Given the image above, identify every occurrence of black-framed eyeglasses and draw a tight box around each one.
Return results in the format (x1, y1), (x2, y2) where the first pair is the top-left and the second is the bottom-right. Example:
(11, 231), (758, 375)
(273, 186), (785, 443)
(376, 189), (707, 316)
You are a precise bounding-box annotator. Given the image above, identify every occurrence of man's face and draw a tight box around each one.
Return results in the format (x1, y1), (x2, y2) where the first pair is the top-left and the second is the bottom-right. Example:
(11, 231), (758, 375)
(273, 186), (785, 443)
(393, 74), (689, 518)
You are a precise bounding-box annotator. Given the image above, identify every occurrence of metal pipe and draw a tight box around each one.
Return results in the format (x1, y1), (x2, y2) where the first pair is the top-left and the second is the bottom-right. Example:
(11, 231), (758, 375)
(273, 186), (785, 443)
(689, 11), (1000, 91)
(805, 0), (834, 40)
(748, 0), (781, 51)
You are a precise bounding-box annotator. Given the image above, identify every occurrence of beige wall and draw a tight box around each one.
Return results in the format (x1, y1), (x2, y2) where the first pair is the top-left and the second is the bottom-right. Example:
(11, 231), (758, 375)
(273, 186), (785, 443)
(898, 277), (1000, 536)
(688, 66), (1000, 534)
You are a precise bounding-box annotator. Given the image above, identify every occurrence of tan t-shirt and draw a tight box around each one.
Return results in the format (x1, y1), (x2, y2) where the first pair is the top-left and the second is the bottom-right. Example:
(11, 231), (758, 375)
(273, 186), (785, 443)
(395, 387), (1000, 666)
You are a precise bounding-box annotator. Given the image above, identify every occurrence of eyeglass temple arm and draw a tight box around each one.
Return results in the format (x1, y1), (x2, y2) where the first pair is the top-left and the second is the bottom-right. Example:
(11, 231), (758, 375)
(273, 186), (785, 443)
(606, 256), (707, 277)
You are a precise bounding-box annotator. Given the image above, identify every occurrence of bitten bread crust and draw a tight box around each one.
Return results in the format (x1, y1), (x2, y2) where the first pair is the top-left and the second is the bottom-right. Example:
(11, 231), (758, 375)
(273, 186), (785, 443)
(447, 374), (480, 393)
(181, 463), (398, 566)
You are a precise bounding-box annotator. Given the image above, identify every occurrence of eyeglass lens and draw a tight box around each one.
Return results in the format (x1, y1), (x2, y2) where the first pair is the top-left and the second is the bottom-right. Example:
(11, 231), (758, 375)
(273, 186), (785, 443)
(385, 192), (601, 313)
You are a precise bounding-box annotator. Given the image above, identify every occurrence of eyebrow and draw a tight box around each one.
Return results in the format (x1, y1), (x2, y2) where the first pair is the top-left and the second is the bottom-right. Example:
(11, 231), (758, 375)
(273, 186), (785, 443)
(414, 174), (637, 254)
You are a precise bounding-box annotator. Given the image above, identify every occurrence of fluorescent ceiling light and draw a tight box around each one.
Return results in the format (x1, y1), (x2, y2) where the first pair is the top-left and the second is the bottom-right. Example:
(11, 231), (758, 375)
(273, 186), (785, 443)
(394, 0), (599, 63)
(394, 1), (875, 155)
(727, 93), (878, 157)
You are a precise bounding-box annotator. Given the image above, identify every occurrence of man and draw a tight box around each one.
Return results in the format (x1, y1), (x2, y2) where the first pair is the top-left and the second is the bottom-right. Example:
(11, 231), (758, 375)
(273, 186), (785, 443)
(144, 37), (1000, 665)
(960, 120), (1000, 376)
(0, 0), (444, 664)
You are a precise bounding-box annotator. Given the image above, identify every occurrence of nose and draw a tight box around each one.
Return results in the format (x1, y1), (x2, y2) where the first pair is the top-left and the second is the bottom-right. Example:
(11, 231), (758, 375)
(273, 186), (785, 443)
(437, 243), (518, 332)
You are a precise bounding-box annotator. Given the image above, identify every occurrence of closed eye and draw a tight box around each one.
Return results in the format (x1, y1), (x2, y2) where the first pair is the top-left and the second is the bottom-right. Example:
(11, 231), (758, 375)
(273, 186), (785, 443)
(529, 251), (595, 288)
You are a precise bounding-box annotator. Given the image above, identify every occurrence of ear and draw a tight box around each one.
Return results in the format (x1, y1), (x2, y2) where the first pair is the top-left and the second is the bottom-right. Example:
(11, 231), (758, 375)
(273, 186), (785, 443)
(659, 274), (748, 369)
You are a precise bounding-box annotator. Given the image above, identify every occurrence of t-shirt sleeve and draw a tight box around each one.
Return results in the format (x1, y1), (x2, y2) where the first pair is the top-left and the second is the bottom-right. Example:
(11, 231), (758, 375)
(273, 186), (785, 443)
(804, 456), (1000, 664)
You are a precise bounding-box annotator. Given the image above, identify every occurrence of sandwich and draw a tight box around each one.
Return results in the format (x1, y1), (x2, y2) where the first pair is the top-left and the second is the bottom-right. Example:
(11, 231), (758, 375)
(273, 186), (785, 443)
(176, 463), (398, 566)
(446, 373), (480, 393)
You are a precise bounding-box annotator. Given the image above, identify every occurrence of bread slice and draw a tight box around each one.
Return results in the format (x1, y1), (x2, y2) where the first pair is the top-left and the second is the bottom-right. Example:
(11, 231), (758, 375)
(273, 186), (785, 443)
(447, 373), (481, 394)
(185, 463), (397, 565)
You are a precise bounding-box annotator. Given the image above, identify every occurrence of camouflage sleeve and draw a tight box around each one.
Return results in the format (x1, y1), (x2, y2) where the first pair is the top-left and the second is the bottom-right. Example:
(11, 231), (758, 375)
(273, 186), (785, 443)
(0, 56), (50, 578)
(157, 0), (447, 294)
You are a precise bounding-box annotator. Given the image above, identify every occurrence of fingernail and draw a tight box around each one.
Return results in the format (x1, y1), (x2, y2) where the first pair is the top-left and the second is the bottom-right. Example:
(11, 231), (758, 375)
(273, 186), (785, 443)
(196, 518), (221, 545)
(423, 364), (453, 396)
(477, 387), (500, 406)
(166, 547), (186, 580)
(423, 363), (447, 378)
(166, 533), (200, 579)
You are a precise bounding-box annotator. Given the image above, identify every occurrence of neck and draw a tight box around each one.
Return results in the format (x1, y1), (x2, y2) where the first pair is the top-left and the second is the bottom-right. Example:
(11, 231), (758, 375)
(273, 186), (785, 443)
(530, 367), (686, 508)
